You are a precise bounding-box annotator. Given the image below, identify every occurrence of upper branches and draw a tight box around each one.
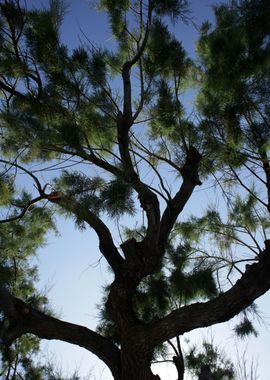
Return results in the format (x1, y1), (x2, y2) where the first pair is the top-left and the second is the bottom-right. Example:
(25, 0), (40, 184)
(0, 158), (124, 276)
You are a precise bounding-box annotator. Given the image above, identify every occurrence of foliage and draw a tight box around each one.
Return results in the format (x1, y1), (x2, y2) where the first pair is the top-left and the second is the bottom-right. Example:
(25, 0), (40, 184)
(185, 339), (235, 380)
(0, 202), (55, 378)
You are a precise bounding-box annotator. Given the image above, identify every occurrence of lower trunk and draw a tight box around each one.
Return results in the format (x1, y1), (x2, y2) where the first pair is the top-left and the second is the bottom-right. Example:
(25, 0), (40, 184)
(120, 349), (160, 380)
(121, 366), (160, 380)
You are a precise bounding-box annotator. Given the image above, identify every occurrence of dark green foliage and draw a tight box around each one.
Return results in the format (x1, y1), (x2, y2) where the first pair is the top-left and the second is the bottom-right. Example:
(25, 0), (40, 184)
(56, 171), (135, 219)
(133, 272), (169, 322)
(0, 204), (55, 378)
(150, 79), (183, 136)
(168, 243), (217, 302)
(196, 0), (270, 173)
(99, 0), (129, 38)
(0, 0), (116, 162)
(144, 18), (187, 78)
(229, 194), (258, 232)
(185, 340), (235, 380)
(0, 160), (57, 378)
(88, 49), (108, 87)
(234, 317), (258, 338)
(0, 175), (12, 206)
(96, 285), (120, 343)
(100, 178), (135, 218)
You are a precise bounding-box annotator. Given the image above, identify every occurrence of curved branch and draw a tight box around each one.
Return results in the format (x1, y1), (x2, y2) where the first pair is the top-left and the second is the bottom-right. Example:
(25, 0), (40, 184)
(260, 150), (270, 212)
(229, 165), (268, 209)
(0, 78), (26, 100)
(147, 242), (270, 347)
(127, 1), (153, 68)
(130, 147), (172, 202)
(61, 198), (124, 275)
(159, 147), (202, 249)
(0, 287), (121, 379)
(44, 144), (123, 179)
(117, 119), (160, 244)
(132, 137), (183, 173)
(0, 195), (44, 224)
(0, 159), (43, 193)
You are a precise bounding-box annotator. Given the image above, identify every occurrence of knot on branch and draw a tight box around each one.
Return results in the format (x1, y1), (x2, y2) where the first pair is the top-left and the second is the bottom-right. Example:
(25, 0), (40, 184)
(0, 287), (32, 320)
(15, 299), (31, 317)
(243, 244), (270, 283)
(122, 61), (131, 74)
(180, 146), (202, 186)
(44, 191), (62, 202)
(139, 196), (154, 212)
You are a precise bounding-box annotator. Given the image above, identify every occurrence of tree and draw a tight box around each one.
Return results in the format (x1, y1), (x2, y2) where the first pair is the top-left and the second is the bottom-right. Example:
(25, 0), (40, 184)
(0, 0), (270, 379)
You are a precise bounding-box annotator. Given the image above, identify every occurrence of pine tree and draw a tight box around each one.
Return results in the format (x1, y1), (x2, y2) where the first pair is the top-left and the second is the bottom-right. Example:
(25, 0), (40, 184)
(0, 1), (270, 379)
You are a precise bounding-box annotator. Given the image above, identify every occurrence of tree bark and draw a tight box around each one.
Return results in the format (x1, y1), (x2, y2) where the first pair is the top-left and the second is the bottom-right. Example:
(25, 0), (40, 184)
(121, 348), (160, 380)
(147, 243), (270, 347)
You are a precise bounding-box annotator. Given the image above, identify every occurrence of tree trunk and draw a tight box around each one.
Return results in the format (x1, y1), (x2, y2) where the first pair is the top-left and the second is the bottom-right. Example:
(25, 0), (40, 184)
(120, 346), (160, 380)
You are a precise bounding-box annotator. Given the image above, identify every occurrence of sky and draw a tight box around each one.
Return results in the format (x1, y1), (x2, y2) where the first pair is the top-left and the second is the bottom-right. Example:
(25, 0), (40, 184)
(19, 0), (270, 379)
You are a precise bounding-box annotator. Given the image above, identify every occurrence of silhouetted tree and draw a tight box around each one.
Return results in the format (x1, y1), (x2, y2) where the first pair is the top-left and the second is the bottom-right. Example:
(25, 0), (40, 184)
(0, 1), (270, 379)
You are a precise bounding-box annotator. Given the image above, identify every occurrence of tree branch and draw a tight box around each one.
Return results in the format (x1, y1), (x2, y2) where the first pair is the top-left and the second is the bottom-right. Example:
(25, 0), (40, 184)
(0, 159), (43, 193)
(117, 117), (160, 245)
(0, 287), (121, 379)
(147, 242), (270, 347)
(0, 78), (27, 100)
(59, 197), (124, 275)
(229, 165), (268, 209)
(127, 1), (153, 68)
(159, 147), (202, 249)
(0, 195), (44, 224)
(260, 150), (270, 212)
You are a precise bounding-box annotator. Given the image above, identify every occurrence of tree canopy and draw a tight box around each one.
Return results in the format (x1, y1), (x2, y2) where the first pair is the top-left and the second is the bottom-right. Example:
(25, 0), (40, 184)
(0, 0), (270, 379)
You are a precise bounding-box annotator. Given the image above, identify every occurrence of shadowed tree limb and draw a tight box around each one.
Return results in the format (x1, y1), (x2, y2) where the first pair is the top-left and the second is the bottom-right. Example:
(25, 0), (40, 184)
(0, 195), (44, 224)
(0, 287), (121, 379)
(159, 147), (202, 249)
(147, 243), (270, 347)
(57, 197), (124, 276)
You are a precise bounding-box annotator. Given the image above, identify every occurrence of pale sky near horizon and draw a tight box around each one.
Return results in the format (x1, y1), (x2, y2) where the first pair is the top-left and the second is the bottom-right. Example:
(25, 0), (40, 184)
(20, 0), (270, 379)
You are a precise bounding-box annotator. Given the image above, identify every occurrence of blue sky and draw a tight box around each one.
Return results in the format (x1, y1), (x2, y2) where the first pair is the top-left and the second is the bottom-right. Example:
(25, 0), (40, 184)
(22, 0), (270, 379)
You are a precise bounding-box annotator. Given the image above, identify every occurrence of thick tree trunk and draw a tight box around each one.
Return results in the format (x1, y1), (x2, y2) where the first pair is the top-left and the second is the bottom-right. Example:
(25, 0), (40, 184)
(121, 350), (160, 380)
